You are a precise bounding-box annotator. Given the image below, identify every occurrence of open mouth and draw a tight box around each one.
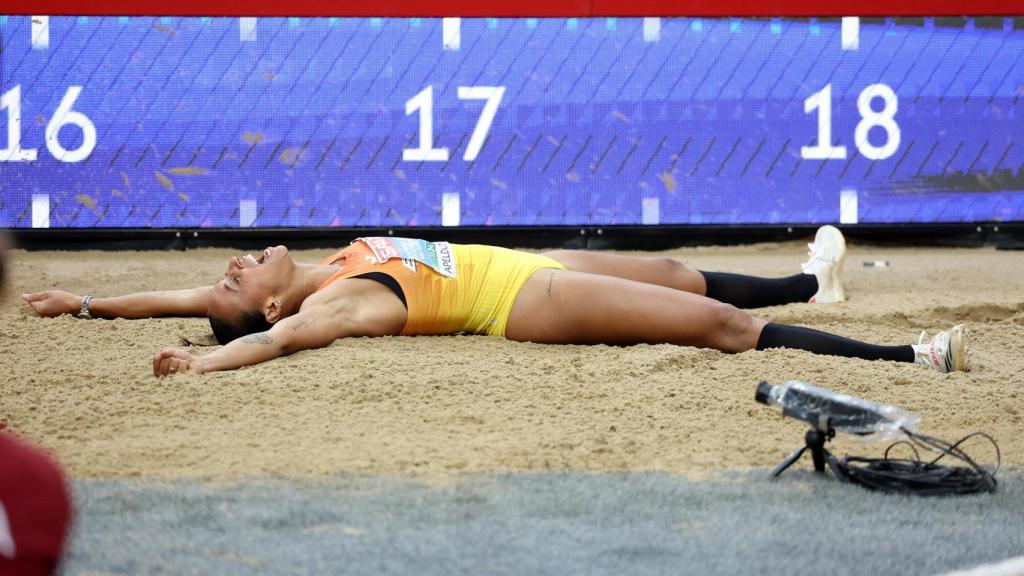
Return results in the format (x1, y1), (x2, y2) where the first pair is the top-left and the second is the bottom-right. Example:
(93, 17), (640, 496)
(243, 246), (281, 267)
(240, 248), (270, 267)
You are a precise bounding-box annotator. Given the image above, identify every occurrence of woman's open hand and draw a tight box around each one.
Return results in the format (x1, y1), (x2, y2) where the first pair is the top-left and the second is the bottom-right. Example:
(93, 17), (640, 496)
(153, 348), (200, 377)
(22, 291), (81, 317)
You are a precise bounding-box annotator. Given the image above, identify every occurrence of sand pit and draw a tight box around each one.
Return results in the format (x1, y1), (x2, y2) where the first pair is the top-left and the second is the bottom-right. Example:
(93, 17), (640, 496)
(1, 242), (1021, 479)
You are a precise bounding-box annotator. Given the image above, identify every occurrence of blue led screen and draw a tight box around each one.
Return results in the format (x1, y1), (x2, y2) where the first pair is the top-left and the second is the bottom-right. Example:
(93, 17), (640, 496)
(1, 16), (1023, 228)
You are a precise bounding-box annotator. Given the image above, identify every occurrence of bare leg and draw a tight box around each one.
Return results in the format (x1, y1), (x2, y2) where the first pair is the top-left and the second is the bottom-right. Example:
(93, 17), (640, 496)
(542, 250), (707, 294)
(506, 269), (764, 352)
(506, 269), (917, 365)
(542, 249), (819, 308)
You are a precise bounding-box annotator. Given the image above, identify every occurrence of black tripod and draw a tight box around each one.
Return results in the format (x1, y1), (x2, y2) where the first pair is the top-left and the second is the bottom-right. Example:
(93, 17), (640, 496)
(770, 420), (837, 478)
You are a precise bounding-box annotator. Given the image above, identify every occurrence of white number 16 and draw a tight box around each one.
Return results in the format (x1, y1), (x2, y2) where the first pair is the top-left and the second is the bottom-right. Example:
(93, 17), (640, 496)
(1, 84), (96, 163)
(403, 85), (505, 163)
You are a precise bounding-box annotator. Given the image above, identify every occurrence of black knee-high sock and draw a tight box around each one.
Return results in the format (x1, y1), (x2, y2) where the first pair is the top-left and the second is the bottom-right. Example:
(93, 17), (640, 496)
(700, 271), (818, 309)
(756, 323), (915, 363)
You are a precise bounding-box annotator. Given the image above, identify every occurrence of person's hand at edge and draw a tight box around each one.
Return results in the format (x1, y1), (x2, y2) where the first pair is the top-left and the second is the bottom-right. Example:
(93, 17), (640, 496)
(22, 291), (81, 318)
(153, 348), (201, 377)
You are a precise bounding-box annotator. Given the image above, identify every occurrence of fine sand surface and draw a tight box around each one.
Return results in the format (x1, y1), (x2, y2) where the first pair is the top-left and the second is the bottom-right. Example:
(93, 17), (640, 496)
(2, 242), (1022, 479)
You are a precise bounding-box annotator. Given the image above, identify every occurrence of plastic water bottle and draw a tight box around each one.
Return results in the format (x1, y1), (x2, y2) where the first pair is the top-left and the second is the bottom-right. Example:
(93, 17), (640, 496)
(755, 380), (921, 441)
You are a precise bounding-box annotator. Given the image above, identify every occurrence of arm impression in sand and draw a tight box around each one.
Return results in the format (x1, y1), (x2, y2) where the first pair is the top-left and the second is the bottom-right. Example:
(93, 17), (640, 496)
(154, 305), (345, 376)
(24, 287), (211, 318)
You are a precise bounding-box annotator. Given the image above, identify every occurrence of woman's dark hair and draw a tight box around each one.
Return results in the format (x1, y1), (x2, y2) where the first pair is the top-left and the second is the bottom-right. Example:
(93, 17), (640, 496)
(209, 308), (272, 344)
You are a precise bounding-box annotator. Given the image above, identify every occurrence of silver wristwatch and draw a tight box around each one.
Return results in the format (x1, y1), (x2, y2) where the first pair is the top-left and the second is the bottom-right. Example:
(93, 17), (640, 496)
(78, 295), (94, 319)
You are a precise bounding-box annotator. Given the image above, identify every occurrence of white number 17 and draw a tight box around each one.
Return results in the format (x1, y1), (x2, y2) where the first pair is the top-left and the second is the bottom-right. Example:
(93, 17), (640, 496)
(403, 85), (505, 163)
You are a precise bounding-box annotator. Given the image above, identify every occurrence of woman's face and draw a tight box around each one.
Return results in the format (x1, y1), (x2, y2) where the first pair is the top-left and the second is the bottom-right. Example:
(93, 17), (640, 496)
(207, 245), (295, 322)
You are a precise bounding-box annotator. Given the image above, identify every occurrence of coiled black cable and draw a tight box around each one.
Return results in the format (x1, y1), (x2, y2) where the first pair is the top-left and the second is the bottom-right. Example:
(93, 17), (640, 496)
(825, 429), (1000, 496)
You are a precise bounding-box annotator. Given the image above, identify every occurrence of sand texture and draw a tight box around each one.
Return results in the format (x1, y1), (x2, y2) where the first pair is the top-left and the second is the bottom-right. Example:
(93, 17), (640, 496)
(2, 242), (1022, 479)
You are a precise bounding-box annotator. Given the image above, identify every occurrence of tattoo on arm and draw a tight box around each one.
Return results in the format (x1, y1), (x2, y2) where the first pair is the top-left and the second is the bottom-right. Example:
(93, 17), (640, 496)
(240, 332), (274, 345)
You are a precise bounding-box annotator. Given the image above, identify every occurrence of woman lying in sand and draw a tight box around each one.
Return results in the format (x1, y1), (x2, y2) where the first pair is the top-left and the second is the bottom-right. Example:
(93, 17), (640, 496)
(22, 226), (968, 376)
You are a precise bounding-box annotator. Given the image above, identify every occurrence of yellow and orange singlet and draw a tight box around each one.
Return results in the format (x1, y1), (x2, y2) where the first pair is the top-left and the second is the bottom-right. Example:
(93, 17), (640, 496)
(317, 238), (565, 337)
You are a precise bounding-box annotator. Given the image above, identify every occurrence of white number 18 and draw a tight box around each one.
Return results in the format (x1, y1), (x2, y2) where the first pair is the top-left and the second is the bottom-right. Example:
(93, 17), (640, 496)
(801, 83), (900, 162)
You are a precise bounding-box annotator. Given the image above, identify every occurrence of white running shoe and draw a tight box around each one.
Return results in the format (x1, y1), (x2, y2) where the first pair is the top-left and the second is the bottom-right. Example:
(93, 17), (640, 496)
(913, 324), (970, 373)
(801, 225), (847, 303)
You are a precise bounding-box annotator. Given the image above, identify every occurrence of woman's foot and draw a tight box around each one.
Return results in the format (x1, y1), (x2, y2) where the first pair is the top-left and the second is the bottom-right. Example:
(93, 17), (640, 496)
(914, 324), (970, 373)
(802, 225), (847, 303)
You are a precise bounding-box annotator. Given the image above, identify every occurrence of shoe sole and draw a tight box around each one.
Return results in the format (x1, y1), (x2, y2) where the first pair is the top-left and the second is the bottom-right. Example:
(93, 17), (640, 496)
(948, 324), (970, 372)
(816, 225), (847, 302)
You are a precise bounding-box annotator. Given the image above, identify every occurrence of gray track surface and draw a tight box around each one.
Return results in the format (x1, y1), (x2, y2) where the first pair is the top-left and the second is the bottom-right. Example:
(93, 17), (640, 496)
(64, 471), (1024, 576)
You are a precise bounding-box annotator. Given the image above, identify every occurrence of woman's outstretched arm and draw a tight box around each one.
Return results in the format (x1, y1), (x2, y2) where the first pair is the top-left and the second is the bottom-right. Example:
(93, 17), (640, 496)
(23, 287), (211, 319)
(155, 277), (408, 376)
(153, 305), (346, 376)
